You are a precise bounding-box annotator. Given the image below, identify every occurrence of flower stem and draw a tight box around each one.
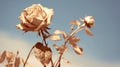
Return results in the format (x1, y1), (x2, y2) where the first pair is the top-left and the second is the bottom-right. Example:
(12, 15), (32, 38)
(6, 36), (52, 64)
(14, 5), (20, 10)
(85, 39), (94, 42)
(55, 23), (85, 67)
(23, 45), (35, 67)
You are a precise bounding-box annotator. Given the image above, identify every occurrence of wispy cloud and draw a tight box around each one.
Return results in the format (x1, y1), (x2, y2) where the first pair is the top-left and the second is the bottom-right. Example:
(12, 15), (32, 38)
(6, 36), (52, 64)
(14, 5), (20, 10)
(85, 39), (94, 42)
(0, 31), (31, 56)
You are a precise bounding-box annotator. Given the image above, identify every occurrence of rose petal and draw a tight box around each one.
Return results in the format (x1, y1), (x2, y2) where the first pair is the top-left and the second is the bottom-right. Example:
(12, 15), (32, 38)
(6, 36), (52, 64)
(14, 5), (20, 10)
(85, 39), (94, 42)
(16, 24), (24, 30)
(84, 16), (94, 25)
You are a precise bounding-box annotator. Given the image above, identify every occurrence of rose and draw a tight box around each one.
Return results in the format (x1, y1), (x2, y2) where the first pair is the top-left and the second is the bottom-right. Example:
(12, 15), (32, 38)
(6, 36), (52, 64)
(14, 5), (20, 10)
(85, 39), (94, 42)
(16, 4), (54, 33)
(82, 16), (95, 28)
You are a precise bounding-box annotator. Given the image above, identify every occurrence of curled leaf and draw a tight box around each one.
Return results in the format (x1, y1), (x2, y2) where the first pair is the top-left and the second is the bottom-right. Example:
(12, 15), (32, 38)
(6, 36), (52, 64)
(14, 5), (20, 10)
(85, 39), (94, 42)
(71, 20), (81, 26)
(54, 30), (67, 39)
(84, 27), (93, 36)
(6, 51), (15, 63)
(53, 44), (67, 54)
(34, 42), (52, 66)
(0, 51), (6, 63)
(5, 64), (13, 67)
(70, 43), (83, 55)
(69, 36), (80, 45)
(49, 34), (61, 41)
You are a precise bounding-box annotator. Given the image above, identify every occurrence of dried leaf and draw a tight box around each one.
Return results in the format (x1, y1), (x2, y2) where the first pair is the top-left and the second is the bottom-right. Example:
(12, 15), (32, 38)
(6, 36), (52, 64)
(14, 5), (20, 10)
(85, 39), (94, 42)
(6, 51), (15, 63)
(54, 30), (62, 34)
(71, 43), (83, 55)
(71, 20), (81, 26)
(49, 34), (61, 41)
(44, 50), (52, 65)
(69, 36), (80, 45)
(34, 42), (52, 66)
(34, 42), (44, 49)
(54, 30), (67, 39)
(53, 44), (67, 54)
(14, 57), (20, 67)
(5, 64), (13, 67)
(84, 27), (93, 36)
(0, 51), (6, 63)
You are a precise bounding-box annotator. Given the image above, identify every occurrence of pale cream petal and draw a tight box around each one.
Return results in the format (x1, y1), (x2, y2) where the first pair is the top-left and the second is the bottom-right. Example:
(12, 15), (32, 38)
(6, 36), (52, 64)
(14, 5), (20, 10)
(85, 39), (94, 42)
(49, 34), (61, 41)
(54, 30), (67, 38)
(16, 24), (24, 30)
(84, 16), (94, 24)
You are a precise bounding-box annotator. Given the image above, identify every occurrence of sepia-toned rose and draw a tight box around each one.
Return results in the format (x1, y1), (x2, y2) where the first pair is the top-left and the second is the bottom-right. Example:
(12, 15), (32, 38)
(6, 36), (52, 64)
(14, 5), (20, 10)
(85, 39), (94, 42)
(82, 16), (95, 28)
(16, 4), (54, 34)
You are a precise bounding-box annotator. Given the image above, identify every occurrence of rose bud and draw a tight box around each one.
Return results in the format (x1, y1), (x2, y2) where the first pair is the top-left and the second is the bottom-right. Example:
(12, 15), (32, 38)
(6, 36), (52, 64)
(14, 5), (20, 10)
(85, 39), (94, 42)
(82, 16), (95, 28)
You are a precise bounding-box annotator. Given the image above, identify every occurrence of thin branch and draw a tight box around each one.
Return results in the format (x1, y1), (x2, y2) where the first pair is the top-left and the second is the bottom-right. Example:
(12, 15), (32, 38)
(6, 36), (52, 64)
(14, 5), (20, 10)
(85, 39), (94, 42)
(51, 58), (54, 67)
(54, 23), (86, 67)
(23, 46), (35, 67)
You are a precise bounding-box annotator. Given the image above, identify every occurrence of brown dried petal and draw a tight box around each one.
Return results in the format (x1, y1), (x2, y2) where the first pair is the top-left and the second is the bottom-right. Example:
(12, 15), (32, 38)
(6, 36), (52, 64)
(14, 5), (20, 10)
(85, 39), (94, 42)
(0, 51), (6, 63)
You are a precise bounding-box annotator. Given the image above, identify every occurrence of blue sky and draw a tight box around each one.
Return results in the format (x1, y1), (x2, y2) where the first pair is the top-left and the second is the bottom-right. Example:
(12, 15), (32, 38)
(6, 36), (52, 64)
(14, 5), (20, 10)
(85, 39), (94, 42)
(0, 0), (120, 67)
